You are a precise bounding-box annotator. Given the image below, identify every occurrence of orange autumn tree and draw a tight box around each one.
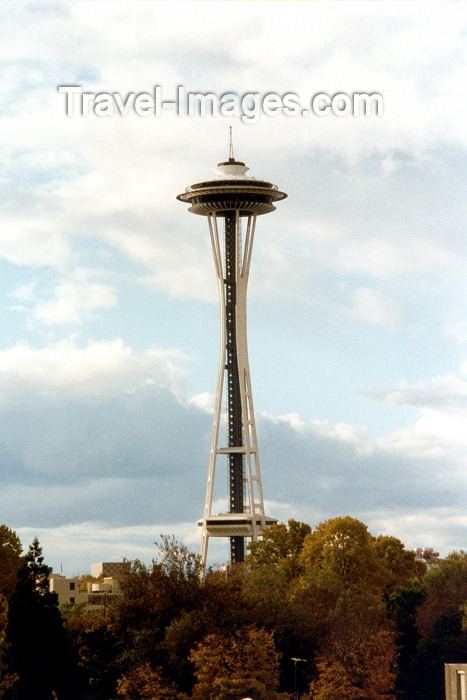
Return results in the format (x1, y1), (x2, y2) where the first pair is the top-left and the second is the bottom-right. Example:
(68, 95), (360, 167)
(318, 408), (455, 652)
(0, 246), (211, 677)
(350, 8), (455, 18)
(296, 517), (419, 699)
(116, 662), (179, 700)
(305, 630), (397, 700)
(189, 625), (288, 700)
(246, 519), (311, 580)
(296, 517), (393, 635)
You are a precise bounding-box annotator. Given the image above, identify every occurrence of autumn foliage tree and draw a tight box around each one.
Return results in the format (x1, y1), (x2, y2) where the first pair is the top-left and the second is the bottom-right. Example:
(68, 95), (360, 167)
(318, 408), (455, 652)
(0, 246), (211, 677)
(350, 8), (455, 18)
(306, 630), (397, 700)
(0, 525), (22, 598)
(108, 537), (204, 695)
(295, 517), (423, 699)
(116, 662), (179, 699)
(297, 517), (391, 638)
(189, 625), (288, 700)
(299, 516), (389, 593)
(0, 525), (22, 695)
(247, 518), (311, 580)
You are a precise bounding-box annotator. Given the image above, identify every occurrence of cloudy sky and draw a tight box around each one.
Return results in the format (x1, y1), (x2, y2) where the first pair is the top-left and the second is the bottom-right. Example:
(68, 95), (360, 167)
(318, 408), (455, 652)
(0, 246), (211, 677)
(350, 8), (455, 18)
(1, 2), (467, 575)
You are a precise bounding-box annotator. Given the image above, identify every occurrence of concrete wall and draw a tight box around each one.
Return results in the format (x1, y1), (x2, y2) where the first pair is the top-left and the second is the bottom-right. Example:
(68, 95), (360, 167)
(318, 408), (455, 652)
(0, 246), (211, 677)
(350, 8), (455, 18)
(49, 574), (88, 606)
(91, 561), (128, 579)
(445, 664), (467, 700)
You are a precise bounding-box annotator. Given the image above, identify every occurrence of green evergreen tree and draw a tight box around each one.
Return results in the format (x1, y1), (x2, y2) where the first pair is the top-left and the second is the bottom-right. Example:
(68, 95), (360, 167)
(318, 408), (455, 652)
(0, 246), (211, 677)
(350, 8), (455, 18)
(389, 580), (425, 699)
(404, 607), (467, 700)
(5, 538), (81, 700)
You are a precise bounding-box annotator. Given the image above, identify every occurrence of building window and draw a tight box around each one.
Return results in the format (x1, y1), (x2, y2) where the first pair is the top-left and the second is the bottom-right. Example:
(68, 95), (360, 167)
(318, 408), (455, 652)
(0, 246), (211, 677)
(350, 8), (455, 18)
(70, 597), (75, 604)
(70, 582), (75, 591)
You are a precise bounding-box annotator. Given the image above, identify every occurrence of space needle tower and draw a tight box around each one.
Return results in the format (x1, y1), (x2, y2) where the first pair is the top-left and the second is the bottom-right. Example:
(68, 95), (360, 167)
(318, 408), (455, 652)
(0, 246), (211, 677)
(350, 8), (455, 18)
(177, 136), (287, 571)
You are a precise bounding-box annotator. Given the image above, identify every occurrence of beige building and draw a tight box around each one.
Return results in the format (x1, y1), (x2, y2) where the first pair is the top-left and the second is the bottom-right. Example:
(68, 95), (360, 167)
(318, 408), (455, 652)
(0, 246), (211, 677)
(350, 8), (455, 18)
(445, 664), (467, 700)
(85, 577), (121, 613)
(50, 562), (127, 611)
(49, 574), (88, 606)
(91, 561), (128, 578)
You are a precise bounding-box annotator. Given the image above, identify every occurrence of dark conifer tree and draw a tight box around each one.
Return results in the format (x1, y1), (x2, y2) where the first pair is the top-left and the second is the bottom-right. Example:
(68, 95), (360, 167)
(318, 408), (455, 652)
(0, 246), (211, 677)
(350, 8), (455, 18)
(5, 538), (81, 700)
(0, 524), (22, 597)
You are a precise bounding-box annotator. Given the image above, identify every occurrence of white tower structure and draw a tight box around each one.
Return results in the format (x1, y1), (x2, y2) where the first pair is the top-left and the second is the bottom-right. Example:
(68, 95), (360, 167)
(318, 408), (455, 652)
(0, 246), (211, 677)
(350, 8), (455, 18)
(177, 144), (287, 571)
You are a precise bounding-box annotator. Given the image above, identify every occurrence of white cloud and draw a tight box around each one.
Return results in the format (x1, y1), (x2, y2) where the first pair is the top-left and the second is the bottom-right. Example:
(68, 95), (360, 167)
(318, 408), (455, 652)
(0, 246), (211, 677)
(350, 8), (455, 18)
(365, 508), (467, 557)
(0, 339), (187, 403)
(189, 392), (215, 414)
(29, 269), (117, 326)
(273, 413), (373, 455)
(349, 286), (400, 327)
(377, 409), (467, 461)
(0, 195), (73, 270)
(274, 412), (310, 433)
(361, 373), (467, 461)
(375, 374), (467, 411)
(33, 283), (112, 325)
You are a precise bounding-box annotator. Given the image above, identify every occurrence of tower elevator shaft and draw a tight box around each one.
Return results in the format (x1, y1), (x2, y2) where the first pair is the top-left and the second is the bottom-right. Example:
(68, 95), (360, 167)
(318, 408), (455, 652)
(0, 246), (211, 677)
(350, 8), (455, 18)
(225, 212), (245, 563)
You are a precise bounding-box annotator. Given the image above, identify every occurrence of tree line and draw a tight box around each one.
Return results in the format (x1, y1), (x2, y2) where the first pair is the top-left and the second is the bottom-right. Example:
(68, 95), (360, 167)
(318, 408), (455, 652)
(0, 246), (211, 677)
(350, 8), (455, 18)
(1, 517), (466, 699)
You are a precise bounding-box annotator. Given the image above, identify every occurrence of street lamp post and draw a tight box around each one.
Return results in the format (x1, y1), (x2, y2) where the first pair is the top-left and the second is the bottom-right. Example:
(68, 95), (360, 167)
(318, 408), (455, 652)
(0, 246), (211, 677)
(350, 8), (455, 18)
(291, 657), (305, 700)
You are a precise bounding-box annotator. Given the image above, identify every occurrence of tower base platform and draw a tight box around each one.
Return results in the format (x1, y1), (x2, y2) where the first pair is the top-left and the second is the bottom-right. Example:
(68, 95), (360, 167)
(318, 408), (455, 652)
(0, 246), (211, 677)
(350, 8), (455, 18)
(198, 513), (277, 538)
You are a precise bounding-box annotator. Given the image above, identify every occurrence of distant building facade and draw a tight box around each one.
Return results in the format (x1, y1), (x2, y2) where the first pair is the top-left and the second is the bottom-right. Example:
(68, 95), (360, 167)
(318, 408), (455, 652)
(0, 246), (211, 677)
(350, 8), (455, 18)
(49, 574), (87, 606)
(445, 664), (467, 700)
(91, 561), (128, 578)
(50, 562), (128, 611)
(85, 577), (121, 612)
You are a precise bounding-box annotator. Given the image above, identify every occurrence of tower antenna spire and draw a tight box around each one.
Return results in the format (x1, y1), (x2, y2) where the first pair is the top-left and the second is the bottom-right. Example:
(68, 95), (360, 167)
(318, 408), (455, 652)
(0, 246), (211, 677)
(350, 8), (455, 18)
(229, 125), (234, 161)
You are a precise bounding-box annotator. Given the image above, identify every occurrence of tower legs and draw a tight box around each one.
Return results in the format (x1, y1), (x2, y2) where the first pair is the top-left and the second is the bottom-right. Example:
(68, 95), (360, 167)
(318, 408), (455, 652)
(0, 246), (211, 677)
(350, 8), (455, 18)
(199, 212), (273, 574)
